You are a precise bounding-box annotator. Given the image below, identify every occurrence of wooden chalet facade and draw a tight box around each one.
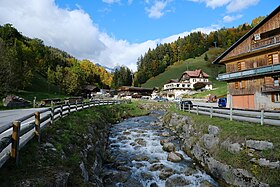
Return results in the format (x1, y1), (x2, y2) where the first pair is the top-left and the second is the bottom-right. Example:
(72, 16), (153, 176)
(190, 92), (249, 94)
(214, 6), (280, 110)
(163, 69), (212, 99)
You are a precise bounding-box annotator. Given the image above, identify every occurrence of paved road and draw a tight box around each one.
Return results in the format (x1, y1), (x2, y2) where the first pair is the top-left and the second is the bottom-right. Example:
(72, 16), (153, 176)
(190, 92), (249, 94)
(0, 108), (48, 126)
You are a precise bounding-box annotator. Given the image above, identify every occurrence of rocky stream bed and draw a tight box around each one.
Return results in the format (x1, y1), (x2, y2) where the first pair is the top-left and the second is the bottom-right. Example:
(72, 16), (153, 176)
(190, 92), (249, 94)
(101, 111), (218, 187)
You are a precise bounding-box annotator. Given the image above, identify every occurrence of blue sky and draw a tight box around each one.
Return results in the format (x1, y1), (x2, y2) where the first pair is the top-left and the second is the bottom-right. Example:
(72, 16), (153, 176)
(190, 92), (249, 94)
(0, 0), (279, 70)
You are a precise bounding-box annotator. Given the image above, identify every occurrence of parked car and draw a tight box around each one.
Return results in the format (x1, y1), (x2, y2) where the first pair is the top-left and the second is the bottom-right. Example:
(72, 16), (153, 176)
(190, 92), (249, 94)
(180, 100), (193, 109)
(218, 98), (227, 107)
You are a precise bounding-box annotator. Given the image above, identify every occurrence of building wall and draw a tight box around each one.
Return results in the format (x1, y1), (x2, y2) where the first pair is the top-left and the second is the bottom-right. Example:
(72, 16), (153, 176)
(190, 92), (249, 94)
(224, 11), (280, 59)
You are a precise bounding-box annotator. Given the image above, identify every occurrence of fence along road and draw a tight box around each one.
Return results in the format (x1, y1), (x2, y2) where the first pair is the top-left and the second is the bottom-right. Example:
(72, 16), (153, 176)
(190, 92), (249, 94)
(0, 99), (127, 169)
(179, 103), (280, 126)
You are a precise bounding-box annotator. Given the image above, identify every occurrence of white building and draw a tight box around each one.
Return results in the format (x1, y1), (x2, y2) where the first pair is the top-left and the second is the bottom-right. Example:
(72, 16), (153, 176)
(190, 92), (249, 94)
(163, 69), (212, 99)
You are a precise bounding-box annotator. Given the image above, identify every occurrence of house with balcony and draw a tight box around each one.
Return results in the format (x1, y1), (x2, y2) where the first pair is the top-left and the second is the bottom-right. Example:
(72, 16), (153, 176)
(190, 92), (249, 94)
(213, 6), (280, 110)
(162, 69), (212, 99)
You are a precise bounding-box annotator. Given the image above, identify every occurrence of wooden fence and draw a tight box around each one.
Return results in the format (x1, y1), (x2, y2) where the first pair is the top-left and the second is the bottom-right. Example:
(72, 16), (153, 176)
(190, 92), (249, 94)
(0, 99), (128, 168)
(178, 103), (280, 126)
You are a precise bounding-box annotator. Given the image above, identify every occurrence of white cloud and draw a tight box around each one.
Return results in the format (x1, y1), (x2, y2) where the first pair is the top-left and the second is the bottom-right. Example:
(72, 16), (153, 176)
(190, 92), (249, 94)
(145, 0), (172, 19)
(0, 0), (219, 72)
(102, 0), (120, 4)
(223, 14), (242, 22)
(189, 0), (231, 9)
(189, 0), (259, 12)
(226, 0), (259, 13)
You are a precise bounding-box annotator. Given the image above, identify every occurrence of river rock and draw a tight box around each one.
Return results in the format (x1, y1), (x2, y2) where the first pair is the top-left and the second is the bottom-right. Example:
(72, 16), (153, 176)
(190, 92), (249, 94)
(159, 168), (174, 180)
(201, 134), (219, 150)
(54, 171), (70, 187)
(250, 158), (280, 169)
(208, 125), (219, 136)
(135, 138), (146, 146)
(163, 142), (176, 152)
(246, 140), (274, 151)
(199, 180), (215, 187)
(167, 152), (182, 162)
(150, 163), (165, 171)
(165, 175), (191, 187)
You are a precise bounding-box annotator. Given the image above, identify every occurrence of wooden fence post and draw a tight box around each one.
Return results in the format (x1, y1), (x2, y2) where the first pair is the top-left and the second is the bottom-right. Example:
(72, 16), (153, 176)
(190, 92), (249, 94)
(188, 104), (191, 113)
(260, 110), (264, 125)
(11, 121), (21, 165)
(82, 102), (84, 109)
(196, 105), (199, 115)
(230, 106), (233, 121)
(35, 112), (41, 142)
(210, 106), (213, 118)
(183, 102), (185, 112)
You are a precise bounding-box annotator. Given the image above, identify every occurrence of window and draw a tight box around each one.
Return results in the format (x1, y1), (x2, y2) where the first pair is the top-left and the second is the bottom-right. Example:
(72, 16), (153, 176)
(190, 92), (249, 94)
(272, 93), (280, 102)
(274, 77), (279, 86)
(177, 84), (180, 87)
(268, 53), (279, 65)
(182, 84), (185, 87)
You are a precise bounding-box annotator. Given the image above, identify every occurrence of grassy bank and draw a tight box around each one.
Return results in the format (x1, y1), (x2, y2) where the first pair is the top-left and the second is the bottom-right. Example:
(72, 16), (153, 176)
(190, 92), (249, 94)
(169, 104), (280, 186)
(0, 102), (148, 186)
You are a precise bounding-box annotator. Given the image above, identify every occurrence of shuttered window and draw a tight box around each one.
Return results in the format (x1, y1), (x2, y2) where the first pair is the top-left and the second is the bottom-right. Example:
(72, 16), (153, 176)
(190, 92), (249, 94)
(272, 93), (275, 102)
(241, 80), (246, 89)
(272, 53), (279, 64)
(241, 62), (246, 70)
(268, 54), (273, 65)
(237, 62), (241, 70)
(272, 93), (280, 102)
(235, 82), (239, 89)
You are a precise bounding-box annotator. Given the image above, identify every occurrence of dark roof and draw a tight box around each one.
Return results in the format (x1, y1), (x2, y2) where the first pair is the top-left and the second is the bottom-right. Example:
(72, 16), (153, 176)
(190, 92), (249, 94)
(118, 86), (154, 92)
(212, 5), (280, 64)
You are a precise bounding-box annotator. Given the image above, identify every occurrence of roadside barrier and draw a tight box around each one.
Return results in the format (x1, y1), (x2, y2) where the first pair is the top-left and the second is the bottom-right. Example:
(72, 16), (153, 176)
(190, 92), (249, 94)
(0, 99), (129, 168)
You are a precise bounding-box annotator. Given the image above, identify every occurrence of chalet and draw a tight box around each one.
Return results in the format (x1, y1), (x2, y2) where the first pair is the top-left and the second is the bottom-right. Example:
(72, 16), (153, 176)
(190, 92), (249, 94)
(213, 6), (280, 110)
(163, 69), (212, 99)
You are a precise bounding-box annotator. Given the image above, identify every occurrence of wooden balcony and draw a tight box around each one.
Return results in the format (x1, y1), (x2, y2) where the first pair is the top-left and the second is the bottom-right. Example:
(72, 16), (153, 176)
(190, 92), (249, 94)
(217, 64), (280, 81)
(251, 35), (280, 51)
(262, 84), (280, 93)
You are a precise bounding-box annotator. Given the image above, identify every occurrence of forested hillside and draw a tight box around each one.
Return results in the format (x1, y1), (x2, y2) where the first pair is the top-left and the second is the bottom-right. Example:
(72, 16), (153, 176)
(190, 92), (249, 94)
(0, 24), (112, 97)
(134, 16), (265, 86)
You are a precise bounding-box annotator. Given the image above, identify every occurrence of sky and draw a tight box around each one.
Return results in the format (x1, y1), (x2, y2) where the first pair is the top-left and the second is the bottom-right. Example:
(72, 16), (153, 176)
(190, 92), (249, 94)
(0, 0), (278, 71)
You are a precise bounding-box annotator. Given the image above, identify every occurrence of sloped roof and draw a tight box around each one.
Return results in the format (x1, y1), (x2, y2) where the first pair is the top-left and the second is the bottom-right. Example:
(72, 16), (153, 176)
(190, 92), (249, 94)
(182, 69), (209, 78)
(212, 5), (280, 64)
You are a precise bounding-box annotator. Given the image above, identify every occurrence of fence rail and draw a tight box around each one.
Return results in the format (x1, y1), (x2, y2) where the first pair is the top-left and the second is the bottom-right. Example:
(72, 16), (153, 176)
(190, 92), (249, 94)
(0, 99), (128, 168)
(178, 103), (280, 126)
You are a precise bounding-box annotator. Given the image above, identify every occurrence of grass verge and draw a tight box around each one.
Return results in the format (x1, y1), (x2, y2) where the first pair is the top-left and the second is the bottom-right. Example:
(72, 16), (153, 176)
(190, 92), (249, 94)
(169, 104), (280, 186)
(0, 102), (148, 186)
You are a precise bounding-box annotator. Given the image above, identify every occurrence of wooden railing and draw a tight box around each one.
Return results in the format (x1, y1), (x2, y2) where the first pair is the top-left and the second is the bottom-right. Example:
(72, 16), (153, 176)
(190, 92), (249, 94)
(0, 99), (129, 168)
(178, 103), (280, 126)
(251, 35), (280, 51)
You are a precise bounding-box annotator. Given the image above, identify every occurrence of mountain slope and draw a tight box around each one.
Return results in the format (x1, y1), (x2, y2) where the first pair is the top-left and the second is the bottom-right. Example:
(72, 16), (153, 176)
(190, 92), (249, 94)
(142, 48), (227, 97)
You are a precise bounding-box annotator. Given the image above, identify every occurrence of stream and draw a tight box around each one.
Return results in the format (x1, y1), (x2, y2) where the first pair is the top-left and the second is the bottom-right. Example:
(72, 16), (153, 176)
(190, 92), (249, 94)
(102, 111), (219, 187)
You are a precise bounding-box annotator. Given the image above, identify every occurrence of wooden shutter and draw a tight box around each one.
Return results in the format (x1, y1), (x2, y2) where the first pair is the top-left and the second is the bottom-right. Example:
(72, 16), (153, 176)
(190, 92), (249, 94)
(241, 80), (246, 89)
(272, 53), (279, 64)
(268, 54), (273, 65)
(241, 62), (246, 70)
(237, 62), (241, 70)
(235, 82), (239, 89)
(271, 93), (275, 102)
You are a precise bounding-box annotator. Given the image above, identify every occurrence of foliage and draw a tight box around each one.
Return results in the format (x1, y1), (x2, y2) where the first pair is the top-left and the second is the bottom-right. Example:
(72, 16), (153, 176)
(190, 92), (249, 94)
(142, 48), (226, 92)
(112, 66), (132, 88)
(134, 19), (263, 85)
(0, 24), (112, 97)
(193, 82), (206, 90)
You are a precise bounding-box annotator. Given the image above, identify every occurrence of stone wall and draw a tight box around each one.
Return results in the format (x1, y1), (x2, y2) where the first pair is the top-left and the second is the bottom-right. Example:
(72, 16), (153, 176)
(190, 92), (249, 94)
(160, 112), (274, 187)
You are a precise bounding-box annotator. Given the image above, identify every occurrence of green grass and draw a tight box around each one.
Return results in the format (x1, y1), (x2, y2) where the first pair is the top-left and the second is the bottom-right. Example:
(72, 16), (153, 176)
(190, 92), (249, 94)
(168, 104), (280, 186)
(0, 103), (148, 186)
(142, 48), (227, 98)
